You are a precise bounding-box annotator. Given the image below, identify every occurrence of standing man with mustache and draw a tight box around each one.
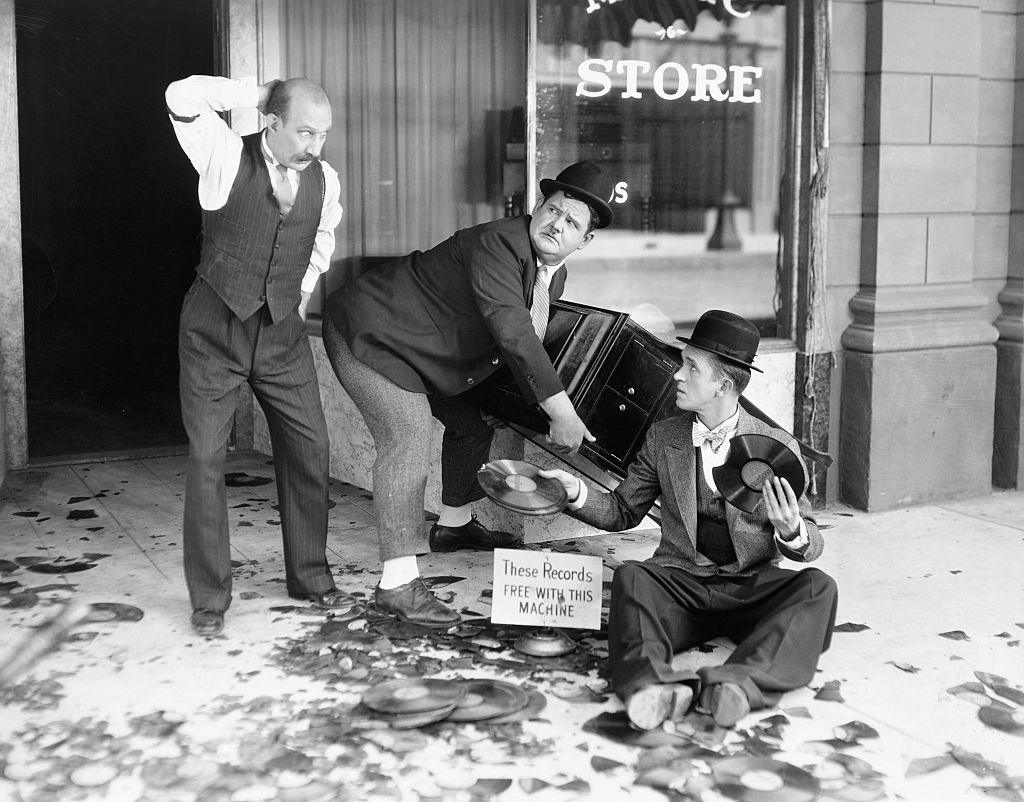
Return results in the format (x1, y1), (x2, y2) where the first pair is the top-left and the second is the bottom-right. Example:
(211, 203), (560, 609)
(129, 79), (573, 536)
(166, 75), (350, 636)
(322, 162), (614, 627)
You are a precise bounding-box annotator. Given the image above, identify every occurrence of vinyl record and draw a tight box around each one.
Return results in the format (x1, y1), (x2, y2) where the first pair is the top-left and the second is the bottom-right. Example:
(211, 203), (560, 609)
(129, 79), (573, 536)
(84, 602), (144, 623)
(978, 703), (1024, 736)
(381, 702), (459, 730)
(711, 756), (820, 802)
(445, 678), (531, 722)
(486, 689), (548, 724)
(712, 435), (808, 513)
(362, 678), (467, 715)
(477, 460), (568, 516)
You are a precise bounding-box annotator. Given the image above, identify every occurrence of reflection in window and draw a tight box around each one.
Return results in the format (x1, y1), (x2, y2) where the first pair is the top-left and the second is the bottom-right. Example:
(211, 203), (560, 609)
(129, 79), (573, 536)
(534, 1), (787, 336)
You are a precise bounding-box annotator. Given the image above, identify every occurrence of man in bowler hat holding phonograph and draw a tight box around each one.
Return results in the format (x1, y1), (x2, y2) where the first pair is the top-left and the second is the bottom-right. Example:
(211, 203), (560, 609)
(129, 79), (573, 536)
(322, 161), (615, 627)
(540, 310), (838, 729)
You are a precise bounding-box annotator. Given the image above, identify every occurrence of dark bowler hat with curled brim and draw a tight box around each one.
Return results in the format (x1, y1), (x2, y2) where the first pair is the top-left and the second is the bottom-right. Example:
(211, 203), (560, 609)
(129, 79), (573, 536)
(676, 310), (763, 373)
(539, 161), (614, 229)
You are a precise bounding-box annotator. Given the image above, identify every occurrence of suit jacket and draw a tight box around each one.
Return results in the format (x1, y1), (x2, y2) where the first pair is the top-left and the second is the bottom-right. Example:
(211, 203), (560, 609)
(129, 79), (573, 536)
(325, 216), (565, 401)
(570, 407), (823, 577)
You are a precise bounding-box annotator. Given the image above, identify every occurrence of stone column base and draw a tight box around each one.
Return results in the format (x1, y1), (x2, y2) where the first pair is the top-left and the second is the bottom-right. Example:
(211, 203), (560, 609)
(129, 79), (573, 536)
(993, 339), (1024, 489)
(840, 345), (995, 510)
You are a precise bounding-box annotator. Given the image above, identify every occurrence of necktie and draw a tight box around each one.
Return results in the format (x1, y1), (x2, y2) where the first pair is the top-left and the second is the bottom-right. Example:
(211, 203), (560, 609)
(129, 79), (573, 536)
(273, 163), (294, 216)
(693, 425), (730, 453)
(530, 265), (550, 340)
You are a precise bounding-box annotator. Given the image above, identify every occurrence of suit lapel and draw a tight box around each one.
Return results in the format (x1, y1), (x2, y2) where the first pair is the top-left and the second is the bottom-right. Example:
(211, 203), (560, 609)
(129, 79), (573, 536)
(665, 416), (699, 548)
(549, 266), (567, 303)
(523, 258), (537, 307)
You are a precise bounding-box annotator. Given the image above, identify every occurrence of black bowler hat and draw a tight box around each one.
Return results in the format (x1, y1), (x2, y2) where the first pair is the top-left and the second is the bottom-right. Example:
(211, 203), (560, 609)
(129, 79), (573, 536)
(539, 161), (614, 229)
(676, 310), (763, 373)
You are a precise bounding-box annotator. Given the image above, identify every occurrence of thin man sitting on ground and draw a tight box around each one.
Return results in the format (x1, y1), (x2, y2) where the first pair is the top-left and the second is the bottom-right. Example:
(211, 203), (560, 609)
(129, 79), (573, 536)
(540, 309), (838, 729)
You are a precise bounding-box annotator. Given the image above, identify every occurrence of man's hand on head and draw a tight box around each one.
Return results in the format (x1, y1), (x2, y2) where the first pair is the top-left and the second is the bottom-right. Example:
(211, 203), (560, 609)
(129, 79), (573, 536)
(257, 80), (282, 115)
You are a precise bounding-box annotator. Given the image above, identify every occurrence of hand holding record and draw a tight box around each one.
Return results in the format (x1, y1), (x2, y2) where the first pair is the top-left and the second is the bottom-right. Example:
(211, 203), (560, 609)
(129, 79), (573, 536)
(762, 476), (802, 538)
(477, 460), (569, 516)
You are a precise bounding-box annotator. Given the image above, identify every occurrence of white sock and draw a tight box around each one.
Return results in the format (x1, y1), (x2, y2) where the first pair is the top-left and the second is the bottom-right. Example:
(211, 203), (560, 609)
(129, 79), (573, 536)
(437, 504), (473, 528)
(379, 555), (420, 590)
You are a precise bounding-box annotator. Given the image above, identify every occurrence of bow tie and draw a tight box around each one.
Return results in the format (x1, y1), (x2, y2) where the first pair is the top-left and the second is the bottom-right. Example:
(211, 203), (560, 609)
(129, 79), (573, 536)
(693, 427), (730, 453)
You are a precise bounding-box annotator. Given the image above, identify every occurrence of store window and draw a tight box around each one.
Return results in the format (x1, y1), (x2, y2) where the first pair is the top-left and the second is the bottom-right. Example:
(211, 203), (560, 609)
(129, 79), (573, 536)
(530, 0), (788, 338)
(282, 0), (528, 296)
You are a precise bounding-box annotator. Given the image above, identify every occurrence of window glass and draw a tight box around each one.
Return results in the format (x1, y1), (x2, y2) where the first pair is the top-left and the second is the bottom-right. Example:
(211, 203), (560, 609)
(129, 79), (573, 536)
(534, 0), (787, 337)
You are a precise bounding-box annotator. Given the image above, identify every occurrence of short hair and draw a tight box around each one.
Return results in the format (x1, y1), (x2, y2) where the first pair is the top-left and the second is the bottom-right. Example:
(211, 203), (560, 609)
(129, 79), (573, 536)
(266, 78), (329, 121)
(704, 351), (752, 395)
(542, 189), (600, 235)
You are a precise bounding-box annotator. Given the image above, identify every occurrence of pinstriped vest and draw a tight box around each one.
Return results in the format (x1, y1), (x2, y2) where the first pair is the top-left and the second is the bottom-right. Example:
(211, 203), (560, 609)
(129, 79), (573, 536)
(195, 132), (325, 323)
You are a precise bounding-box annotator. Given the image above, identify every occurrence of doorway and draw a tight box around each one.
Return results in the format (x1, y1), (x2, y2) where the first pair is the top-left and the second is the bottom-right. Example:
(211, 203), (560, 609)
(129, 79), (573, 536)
(16, 0), (217, 459)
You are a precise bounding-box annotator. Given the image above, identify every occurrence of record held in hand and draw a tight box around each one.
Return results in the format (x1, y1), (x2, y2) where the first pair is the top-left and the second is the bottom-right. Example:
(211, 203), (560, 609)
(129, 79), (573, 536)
(712, 434), (807, 513)
(446, 678), (530, 722)
(711, 756), (820, 802)
(477, 460), (568, 516)
(362, 678), (466, 715)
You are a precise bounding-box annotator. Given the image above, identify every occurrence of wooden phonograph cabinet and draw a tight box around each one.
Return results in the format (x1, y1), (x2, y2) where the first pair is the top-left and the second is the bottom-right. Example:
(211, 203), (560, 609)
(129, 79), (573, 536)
(481, 300), (681, 476)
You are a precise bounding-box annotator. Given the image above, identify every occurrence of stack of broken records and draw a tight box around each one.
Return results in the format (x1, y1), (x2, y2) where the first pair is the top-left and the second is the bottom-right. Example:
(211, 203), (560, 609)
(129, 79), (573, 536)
(360, 677), (546, 729)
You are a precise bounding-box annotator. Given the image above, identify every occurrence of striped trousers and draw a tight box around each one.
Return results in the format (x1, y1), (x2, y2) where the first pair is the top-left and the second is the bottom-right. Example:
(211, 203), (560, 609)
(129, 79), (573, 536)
(178, 277), (333, 613)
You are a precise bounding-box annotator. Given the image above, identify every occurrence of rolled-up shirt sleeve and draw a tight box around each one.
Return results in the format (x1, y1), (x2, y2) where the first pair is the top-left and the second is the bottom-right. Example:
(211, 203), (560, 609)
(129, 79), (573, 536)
(165, 75), (257, 210)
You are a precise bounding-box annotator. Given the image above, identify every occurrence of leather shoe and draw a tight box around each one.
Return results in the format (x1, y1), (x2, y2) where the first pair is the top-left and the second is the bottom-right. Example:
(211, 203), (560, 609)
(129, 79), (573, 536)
(428, 516), (522, 553)
(699, 682), (750, 728)
(625, 683), (694, 730)
(289, 588), (358, 608)
(190, 610), (224, 636)
(374, 578), (461, 626)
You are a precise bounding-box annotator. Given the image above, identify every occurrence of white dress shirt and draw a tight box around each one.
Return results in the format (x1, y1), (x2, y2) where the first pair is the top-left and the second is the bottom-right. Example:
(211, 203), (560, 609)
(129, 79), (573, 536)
(165, 75), (344, 294)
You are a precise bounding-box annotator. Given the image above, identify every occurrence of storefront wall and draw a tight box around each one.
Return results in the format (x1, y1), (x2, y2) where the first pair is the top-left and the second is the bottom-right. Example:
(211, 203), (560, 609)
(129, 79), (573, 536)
(2, 0), (1013, 516)
(829, 0), (1018, 509)
(0, 0), (24, 487)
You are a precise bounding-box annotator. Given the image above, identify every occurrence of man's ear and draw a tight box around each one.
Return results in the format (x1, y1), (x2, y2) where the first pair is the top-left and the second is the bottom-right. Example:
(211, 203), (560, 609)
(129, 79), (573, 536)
(265, 113), (282, 132)
(576, 232), (595, 251)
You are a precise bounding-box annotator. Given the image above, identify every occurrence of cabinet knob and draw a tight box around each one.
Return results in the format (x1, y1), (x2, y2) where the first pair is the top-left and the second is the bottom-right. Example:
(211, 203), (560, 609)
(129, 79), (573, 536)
(627, 387), (635, 395)
(618, 404), (626, 412)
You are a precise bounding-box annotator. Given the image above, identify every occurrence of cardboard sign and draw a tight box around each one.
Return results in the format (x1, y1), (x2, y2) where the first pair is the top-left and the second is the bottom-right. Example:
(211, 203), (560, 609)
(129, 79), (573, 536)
(490, 548), (604, 630)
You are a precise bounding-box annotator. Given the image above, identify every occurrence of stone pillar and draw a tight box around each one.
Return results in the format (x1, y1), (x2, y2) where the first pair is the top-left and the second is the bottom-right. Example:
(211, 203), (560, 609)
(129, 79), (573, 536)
(0, 0), (26, 474)
(992, 5), (1024, 487)
(839, 0), (998, 510)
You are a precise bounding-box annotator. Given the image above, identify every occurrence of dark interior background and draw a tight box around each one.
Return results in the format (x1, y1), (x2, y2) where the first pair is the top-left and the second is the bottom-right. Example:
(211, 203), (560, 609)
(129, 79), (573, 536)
(17, 0), (216, 458)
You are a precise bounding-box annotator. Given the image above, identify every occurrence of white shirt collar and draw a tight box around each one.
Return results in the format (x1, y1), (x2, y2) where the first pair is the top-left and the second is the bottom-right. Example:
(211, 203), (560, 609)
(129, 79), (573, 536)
(693, 407), (740, 442)
(261, 132), (286, 172)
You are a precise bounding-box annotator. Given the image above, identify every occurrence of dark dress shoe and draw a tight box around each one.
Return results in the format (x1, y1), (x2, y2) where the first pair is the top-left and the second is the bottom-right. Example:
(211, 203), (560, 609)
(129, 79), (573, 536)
(428, 516), (522, 553)
(374, 578), (461, 626)
(289, 588), (358, 608)
(699, 682), (750, 728)
(190, 610), (224, 636)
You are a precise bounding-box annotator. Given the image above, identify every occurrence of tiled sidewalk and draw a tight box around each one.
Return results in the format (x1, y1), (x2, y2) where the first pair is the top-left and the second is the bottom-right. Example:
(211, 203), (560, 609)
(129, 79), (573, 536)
(1, 452), (1023, 801)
